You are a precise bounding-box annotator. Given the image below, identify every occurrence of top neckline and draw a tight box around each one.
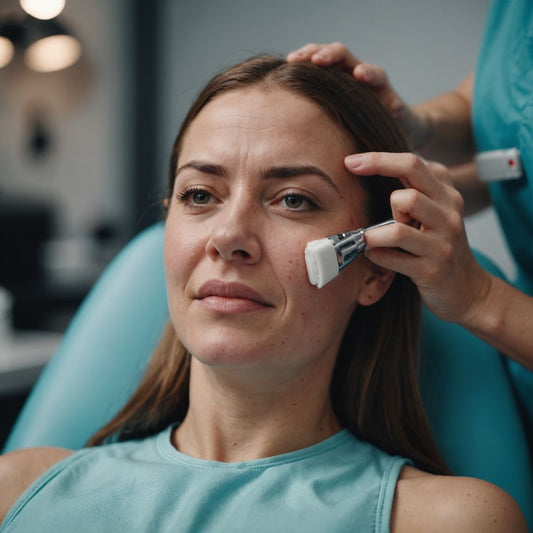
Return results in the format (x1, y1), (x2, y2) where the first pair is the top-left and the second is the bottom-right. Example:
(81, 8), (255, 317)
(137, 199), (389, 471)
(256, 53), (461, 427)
(155, 424), (353, 470)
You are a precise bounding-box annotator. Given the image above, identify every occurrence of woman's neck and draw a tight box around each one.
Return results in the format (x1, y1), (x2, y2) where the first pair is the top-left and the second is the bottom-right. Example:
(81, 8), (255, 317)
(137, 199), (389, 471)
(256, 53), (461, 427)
(173, 359), (342, 462)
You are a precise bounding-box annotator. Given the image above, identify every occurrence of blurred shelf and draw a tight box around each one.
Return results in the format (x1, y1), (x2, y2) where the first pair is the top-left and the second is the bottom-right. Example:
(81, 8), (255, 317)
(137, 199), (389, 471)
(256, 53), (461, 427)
(0, 331), (61, 395)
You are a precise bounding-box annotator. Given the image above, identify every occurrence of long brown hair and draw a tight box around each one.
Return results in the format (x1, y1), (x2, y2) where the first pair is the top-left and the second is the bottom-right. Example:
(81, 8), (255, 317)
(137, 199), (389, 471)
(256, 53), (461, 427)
(88, 55), (448, 475)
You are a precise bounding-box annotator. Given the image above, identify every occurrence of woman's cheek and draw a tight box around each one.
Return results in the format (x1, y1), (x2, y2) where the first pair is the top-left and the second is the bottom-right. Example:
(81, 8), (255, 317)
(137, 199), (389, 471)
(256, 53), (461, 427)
(166, 221), (204, 268)
(272, 235), (309, 285)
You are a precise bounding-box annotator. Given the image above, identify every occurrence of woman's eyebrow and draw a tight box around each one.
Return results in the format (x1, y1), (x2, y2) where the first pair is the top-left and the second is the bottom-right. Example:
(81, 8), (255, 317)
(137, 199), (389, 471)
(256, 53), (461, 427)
(176, 161), (228, 178)
(176, 161), (340, 194)
(263, 165), (340, 194)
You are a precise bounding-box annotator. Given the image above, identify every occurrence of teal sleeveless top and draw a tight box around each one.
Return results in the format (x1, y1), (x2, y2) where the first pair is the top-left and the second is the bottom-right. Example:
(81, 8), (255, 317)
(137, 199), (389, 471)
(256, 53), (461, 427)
(472, 0), (533, 436)
(1, 426), (409, 533)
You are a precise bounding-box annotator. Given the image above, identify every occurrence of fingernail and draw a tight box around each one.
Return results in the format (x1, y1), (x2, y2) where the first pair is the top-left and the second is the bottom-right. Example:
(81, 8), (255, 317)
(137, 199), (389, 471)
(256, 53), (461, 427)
(345, 154), (364, 168)
(356, 66), (368, 78)
(315, 52), (330, 61)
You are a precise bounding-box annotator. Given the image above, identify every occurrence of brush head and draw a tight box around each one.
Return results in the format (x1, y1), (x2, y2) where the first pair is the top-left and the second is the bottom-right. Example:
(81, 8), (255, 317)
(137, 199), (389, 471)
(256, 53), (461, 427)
(305, 237), (340, 288)
(305, 220), (394, 289)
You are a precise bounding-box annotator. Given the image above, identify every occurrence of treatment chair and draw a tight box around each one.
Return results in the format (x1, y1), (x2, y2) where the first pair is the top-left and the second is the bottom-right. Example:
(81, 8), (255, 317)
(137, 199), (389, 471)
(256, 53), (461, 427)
(3, 223), (533, 528)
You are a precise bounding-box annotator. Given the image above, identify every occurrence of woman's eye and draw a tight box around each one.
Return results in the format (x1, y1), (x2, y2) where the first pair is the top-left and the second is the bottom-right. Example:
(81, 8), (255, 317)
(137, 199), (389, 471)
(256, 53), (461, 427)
(281, 193), (317, 211)
(191, 190), (210, 204)
(178, 188), (214, 206)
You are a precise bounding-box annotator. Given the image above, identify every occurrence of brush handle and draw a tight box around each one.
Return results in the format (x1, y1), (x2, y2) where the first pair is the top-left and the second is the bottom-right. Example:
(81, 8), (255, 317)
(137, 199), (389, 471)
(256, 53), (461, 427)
(366, 218), (396, 232)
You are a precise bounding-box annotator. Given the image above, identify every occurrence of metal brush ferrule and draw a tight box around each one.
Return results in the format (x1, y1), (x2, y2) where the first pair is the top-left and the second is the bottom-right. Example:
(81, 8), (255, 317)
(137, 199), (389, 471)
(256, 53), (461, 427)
(330, 230), (366, 271)
(330, 218), (396, 271)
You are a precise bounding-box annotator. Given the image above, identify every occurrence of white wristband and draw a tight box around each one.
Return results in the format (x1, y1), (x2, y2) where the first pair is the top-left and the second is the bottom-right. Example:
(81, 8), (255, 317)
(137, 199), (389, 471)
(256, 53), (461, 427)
(475, 148), (523, 183)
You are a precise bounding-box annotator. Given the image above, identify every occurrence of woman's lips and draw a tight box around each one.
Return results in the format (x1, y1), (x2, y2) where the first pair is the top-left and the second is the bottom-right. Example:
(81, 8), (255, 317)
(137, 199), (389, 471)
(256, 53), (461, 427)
(196, 280), (273, 314)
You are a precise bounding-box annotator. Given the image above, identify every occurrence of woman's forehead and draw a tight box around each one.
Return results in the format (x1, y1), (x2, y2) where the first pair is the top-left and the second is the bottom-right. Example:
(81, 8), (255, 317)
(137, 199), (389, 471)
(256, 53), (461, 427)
(181, 87), (355, 160)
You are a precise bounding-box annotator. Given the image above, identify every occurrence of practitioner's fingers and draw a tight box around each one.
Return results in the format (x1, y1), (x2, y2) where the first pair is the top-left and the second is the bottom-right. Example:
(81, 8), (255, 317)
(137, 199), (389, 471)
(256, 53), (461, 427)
(364, 220), (444, 261)
(345, 152), (461, 208)
(352, 151), (482, 323)
(388, 188), (458, 231)
(353, 62), (389, 87)
(287, 42), (361, 71)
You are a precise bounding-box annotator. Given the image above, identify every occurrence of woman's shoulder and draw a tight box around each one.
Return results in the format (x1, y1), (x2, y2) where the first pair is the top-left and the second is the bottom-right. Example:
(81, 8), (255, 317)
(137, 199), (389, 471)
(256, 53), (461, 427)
(391, 465), (528, 533)
(0, 447), (73, 523)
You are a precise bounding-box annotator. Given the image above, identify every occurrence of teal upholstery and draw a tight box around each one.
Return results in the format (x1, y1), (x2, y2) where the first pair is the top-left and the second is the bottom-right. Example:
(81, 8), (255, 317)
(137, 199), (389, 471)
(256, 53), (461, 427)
(4, 223), (169, 451)
(419, 251), (532, 527)
(3, 223), (532, 527)
(420, 309), (533, 526)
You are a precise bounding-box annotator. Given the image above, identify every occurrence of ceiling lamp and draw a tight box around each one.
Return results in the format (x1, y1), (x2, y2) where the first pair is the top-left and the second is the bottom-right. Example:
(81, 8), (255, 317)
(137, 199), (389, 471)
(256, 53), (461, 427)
(0, 35), (15, 69)
(0, 20), (21, 68)
(24, 19), (81, 72)
(0, 16), (81, 73)
(19, 0), (65, 21)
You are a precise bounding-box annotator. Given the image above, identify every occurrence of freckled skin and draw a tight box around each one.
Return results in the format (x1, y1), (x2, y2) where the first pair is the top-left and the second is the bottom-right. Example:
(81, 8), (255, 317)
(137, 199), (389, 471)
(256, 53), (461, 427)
(164, 87), (376, 382)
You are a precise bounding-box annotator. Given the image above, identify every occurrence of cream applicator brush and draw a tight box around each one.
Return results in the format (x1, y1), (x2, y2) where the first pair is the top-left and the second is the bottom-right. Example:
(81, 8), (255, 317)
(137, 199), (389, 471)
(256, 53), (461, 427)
(305, 219), (396, 288)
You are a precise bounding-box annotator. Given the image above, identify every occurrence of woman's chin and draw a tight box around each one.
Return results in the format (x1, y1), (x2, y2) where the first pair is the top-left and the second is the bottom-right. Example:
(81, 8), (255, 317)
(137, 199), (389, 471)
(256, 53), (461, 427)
(190, 346), (272, 369)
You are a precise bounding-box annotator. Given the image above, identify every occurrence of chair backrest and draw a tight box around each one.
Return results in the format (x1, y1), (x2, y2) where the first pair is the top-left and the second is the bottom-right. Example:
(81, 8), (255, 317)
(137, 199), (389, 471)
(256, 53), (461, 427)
(3, 223), (532, 528)
(4, 223), (169, 451)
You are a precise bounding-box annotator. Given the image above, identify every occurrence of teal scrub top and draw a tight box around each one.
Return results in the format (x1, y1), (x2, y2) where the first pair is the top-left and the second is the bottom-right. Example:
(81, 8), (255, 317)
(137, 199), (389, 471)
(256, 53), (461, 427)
(472, 0), (533, 434)
(473, 0), (533, 295)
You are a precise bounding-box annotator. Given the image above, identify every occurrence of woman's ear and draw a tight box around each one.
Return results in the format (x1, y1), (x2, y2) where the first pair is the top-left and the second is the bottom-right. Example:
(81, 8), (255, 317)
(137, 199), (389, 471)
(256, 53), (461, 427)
(356, 260), (396, 306)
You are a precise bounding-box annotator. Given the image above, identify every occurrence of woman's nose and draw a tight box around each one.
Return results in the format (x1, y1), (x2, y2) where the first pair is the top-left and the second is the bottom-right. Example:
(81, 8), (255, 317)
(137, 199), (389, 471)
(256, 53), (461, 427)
(205, 203), (262, 264)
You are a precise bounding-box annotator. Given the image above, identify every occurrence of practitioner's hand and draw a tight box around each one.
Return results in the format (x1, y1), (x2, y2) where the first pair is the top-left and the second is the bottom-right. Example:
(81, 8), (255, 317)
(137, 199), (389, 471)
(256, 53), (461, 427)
(287, 43), (427, 147)
(344, 151), (492, 325)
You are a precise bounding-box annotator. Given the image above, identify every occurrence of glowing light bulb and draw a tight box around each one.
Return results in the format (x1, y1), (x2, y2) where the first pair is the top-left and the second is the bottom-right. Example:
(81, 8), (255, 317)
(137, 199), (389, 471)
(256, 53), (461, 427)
(0, 36), (15, 68)
(25, 34), (81, 72)
(20, 0), (66, 20)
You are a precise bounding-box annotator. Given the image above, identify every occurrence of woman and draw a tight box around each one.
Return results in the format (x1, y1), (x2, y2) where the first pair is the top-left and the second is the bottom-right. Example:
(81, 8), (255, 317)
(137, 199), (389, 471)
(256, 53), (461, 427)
(0, 56), (526, 532)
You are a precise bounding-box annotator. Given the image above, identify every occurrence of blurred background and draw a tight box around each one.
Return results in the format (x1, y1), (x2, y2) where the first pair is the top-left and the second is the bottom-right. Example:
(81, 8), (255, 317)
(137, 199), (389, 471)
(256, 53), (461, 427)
(0, 0), (505, 444)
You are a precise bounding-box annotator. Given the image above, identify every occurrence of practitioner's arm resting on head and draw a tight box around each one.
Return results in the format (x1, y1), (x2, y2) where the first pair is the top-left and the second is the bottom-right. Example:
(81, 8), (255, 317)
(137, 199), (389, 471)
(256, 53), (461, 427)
(345, 151), (533, 369)
(288, 43), (490, 215)
(288, 42), (475, 165)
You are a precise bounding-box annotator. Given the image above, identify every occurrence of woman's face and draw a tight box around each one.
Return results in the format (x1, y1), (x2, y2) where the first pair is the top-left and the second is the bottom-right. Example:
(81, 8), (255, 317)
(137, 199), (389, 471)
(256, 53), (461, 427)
(165, 86), (384, 379)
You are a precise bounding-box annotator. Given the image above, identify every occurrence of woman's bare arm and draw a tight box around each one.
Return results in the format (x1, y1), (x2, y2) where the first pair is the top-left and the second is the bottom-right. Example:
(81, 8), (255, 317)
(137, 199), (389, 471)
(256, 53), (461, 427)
(0, 448), (72, 523)
(392, 466), (528, 533)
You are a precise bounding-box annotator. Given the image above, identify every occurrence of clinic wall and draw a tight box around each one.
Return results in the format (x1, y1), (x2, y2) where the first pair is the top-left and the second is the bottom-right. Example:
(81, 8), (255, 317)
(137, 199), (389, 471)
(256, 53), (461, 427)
(157, 0), (516, 280)
(0, 0), (131, 242)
